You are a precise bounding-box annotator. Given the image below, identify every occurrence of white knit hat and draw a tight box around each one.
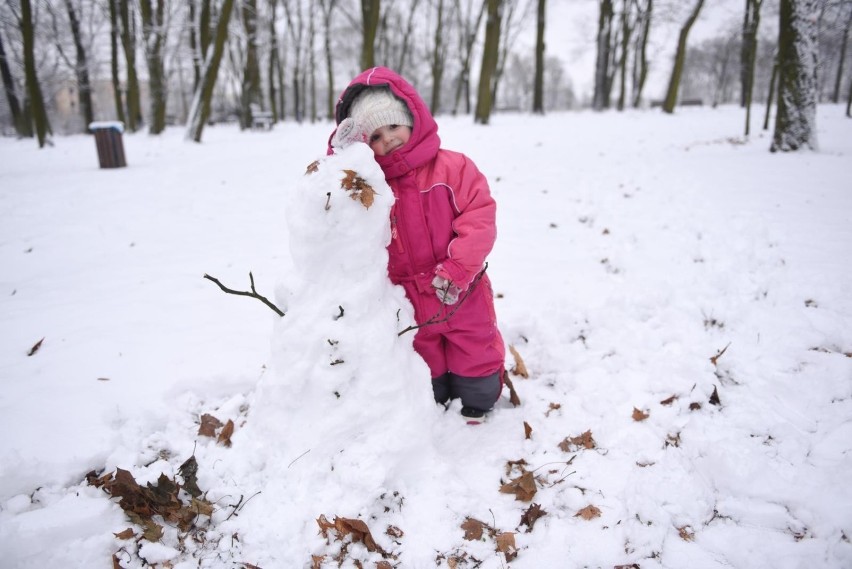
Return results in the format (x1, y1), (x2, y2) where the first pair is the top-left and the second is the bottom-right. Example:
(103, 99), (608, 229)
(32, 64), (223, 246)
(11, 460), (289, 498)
(348, 88), (413, 134)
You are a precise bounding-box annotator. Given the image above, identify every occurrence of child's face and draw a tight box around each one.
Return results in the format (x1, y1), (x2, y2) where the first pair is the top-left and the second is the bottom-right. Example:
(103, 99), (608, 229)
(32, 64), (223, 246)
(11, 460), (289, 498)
(368, 124), (412, 156)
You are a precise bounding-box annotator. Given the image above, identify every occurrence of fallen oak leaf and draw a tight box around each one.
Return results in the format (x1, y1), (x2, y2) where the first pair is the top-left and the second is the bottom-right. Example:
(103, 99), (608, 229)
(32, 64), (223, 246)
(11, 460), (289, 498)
(709, 386), (722, 406)
(198, 414), (223, 438)
(524, 421), (533, 440)
(558, 430), (596, 452)
(495, 532), (518, 561)
(113, 528), (136, 540)
(508, 344), (529, 378)
(678, 525), (695, 541)
(545, 402), (561, 417)
(632, 407), (650, 421)
(575, 505), (602, 520)
(519, 503), (547, 533)
(660, 394), (678, 406)
(461, 517), (489, 541)
(499, 471), (537, 502)
(218, 419), (235, 447)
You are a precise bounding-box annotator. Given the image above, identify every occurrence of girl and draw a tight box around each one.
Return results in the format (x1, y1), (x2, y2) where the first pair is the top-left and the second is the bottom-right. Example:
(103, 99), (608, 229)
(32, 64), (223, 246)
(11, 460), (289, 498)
(329, 67), (505, 422)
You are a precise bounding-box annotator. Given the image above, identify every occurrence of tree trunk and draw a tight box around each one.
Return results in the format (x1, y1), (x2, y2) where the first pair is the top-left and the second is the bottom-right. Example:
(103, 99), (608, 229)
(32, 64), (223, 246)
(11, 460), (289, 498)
(593, 0), (614, 110)
(20, 0), (51, 147)
(430, 0), (446, 115)
(617, 0), (633, 111)
(321, 0), (337, 120)
(743, 0), (763, 135)
(532, 0), (545, 113)
(846, 74), (851, 116)
(309, 6), (317, 122)
(632, 0), (652, 107)
(108, 0), (126, 125)
(0, 28), (27, 136)
(832, 8), (851, 103)
(474, 0), (501, 124)
(452, 0), (485, 115)
(140, 0), (168, 134)
(119, 0), (143, 131)
(395, 0), (421, 75)
(268, 0), (280, 122)
(63, 0), (94, 131)
(763, 54), (778, 129)
(771, 0), (819, 151)
(661, 0), (705, 113)
(186, 0), (236, 142)
(240, 0), (261, 129)
(361, 0), (380, 70)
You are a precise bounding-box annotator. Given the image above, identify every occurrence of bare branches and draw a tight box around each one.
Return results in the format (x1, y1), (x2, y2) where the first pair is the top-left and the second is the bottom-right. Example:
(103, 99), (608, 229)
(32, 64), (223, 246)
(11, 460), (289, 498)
(398, 264), (488, 336)
(203, 272), (285, 317)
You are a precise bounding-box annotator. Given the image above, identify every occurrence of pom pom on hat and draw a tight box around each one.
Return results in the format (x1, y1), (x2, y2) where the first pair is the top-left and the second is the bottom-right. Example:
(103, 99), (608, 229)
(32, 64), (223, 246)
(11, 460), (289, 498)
(348, 87), (413, 134)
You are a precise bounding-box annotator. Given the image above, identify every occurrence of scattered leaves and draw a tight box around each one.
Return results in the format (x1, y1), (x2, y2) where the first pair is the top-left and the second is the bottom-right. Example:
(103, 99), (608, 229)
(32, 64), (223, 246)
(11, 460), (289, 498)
(678, 526), (695, 541)
(499, 471), (538, 502)
(113, 528), (135, 540)
(461, 517), (489, 541)
(709, 386), (722, 406)
(508, 344), (529, 378)
(27, 337), (44, 356)
(523, 421), (533, 440)
(316, 515), (391, 558)
(179, 455), (202, 498)
(519, 503), (547, 533)
(386, 526), (404, 539)
(198, 414), (223, 437)
(341, 170), (375, 209)
(575, 505), (602, 520)
(632, 407), (650, 421)
(558, 430), (596, 452)
(305, 160), (320, 174)
(660, 394), (678, 406)
(545, 402), (561, 417)
(666, 433), (681, 448)
(689, 402), (702, 411)
(218, 419), (235, 447)
(710, 342), (730, 366)
(495, 532), (518, 561)
(502, 372), (522, 406)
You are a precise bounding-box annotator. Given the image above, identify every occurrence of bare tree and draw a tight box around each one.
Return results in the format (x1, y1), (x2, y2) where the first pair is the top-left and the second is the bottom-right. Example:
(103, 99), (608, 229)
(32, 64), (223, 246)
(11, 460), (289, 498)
(452, 0), (485, 115)
(0, 22), (27, 136)
(283, 0), (306, 122)
(661, 0), (705, 113)
(593, 0), (614, 110)
(743, 0), (765, 135)
(632, 0), (652, 107)
(240, 0), (261, 129)
(19, 0), (52, 146)
(186, 0), (236, 142)
(107, 0), (126, 125)
(140, 0), (168, 134)
(771, 0), (819, 151)
(474, 0), (501, 123)
(118, 0), (143, 131)
(532, 0), (545, 113)
(47, 0), (94, 132)
(361, 0), (380, 70)
(831, 2), (851, 103)
(430, 0), (448, 114)
(318, 0), (338, 120)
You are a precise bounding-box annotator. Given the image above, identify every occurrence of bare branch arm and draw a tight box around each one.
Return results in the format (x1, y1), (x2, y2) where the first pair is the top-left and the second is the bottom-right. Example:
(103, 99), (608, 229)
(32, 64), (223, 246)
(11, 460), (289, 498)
(203, 272), (285, 317)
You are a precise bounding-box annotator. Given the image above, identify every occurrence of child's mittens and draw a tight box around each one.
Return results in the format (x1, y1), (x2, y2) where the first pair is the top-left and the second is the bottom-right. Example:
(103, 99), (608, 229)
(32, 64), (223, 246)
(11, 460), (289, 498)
(331, 117), (367, 149)
(431, 275), (462, 305)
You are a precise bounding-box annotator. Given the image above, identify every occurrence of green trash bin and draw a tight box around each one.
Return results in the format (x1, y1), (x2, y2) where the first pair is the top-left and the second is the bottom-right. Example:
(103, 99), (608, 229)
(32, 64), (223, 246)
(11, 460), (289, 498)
(89, 121), (127, 169)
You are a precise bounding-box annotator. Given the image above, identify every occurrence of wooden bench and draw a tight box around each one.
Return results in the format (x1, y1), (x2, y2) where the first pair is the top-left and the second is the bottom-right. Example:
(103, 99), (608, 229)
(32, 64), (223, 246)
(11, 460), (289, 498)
(250, 105), (274, 130)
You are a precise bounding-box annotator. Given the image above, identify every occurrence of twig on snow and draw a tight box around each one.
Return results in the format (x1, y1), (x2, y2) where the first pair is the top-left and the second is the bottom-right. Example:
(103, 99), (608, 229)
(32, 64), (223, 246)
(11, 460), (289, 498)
(203, 272), (285, 317)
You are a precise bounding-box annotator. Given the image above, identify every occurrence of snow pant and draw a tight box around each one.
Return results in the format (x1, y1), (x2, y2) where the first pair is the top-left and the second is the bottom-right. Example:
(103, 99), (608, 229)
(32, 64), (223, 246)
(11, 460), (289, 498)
(396, 271), (505, 411)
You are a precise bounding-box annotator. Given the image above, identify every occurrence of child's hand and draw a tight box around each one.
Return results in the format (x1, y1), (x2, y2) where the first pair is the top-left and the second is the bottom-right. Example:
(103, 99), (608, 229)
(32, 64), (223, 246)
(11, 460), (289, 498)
(331, 118), (367, 149)
(431, 275), (462, 305)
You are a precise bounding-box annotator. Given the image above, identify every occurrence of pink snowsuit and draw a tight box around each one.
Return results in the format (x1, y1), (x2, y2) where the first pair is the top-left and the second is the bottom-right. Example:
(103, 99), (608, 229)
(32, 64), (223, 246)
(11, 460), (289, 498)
(331, 68), (505, 409)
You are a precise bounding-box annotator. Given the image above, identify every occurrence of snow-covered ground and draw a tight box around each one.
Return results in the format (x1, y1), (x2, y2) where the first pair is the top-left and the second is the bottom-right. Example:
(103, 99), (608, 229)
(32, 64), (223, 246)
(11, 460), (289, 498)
(1, 106), (850, 568)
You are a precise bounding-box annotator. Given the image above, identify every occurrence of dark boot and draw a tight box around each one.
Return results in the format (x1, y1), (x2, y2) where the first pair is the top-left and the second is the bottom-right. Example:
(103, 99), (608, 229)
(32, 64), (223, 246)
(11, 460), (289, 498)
(431, 372), (452, 405)
(449, 371), (502, 413)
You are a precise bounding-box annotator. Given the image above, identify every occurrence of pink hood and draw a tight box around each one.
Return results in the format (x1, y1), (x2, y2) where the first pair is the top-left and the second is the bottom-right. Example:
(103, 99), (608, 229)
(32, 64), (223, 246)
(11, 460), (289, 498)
(331, 67), (441, 180)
